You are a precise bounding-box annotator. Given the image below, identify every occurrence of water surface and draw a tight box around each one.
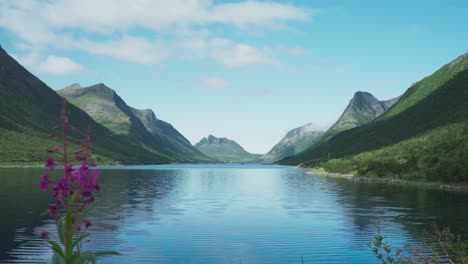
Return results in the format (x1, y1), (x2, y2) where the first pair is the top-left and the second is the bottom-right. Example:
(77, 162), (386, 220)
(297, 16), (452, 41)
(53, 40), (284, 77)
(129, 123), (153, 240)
(0, 164), (467, 263)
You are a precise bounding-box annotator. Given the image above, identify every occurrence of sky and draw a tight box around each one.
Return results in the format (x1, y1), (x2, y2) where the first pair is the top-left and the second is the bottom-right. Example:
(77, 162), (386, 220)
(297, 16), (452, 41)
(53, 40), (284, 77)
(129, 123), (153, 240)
(1, 0), (467, 154)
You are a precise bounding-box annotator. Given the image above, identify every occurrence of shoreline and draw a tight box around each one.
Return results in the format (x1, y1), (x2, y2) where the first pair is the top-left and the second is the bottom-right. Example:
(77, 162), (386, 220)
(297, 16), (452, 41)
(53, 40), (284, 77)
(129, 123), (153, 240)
(306, 169), (468, 192)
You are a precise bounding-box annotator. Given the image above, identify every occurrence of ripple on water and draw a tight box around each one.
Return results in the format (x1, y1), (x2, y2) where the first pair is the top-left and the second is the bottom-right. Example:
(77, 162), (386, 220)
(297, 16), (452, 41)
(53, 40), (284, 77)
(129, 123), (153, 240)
(1, 164), (467, 263)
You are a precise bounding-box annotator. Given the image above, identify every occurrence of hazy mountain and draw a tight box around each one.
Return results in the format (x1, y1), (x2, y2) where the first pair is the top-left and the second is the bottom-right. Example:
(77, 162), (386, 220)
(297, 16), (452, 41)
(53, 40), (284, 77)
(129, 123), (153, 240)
(0, 45), (170, 164)
(58, 84), (210, 162)
(195, 135), (261, 162)
(262, 123), (323, 162)
(265, 92), (398, 163)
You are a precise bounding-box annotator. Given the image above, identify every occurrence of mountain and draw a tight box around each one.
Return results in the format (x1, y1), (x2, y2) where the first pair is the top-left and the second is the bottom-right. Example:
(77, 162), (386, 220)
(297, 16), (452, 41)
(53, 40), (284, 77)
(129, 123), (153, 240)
(263, 92), (397, 163)
(320, 91), (399, 142)
(195, 135), (261, 162)
(262, 123), (323, 162)
(0, 45), (170, 165)
(58, 84), (210, 162)
(279, 53), (468, 182)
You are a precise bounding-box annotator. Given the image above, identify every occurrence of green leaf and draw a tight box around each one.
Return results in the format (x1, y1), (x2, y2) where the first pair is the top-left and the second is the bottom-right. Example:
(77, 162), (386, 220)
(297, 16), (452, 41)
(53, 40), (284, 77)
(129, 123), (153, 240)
(57, 217), (65, 245)
(47, 240), (65, 259)
(80, 252), (97, 264)
(72, 233), (90, 249)
(51, 253), (64, 264)
(76, 204), (95, 224)
(64, 210), (74, 258)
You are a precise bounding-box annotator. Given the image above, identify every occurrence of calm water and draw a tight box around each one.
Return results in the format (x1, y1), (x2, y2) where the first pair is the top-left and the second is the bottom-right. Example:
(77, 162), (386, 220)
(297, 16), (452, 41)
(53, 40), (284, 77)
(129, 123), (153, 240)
(0, 164), (467, 263)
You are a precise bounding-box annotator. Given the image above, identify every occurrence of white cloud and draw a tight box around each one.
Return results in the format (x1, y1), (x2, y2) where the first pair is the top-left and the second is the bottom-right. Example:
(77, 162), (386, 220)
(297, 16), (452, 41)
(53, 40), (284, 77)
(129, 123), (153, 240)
(211, 43), (277, 67)
(11, 52), (84, 75)
(36, 55), (84, 74)
(0, 0), (311, 39)
(200, 77), (230, 89)
(0, 0), (313, 66)
(78, 35), (170, 64)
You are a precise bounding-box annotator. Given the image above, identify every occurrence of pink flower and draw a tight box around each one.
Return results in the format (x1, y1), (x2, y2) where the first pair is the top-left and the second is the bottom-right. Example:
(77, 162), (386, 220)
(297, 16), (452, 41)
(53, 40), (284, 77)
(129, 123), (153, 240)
(39, 173), (50, 192)
(48, 204), (57, 215)
(45, 158), (56, 169)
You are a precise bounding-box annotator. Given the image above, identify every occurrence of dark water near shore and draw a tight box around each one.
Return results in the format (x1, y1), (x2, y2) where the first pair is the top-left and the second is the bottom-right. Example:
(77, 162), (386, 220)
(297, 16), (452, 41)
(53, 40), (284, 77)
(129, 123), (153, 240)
(0, 164), (467, 263)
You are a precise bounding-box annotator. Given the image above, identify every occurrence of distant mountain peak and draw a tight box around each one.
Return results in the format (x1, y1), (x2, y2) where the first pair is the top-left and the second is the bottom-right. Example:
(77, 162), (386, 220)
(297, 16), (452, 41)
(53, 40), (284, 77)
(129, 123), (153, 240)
(195, 135), (260, 162)
(200, 134), (231, 145)
(319, 91), (399, 142)
(262, 123), (324, 162)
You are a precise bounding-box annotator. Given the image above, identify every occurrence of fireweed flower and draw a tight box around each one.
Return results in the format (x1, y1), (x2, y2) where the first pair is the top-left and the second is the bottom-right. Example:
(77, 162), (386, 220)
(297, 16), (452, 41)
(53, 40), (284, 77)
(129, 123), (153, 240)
(37, 99), (118, 262)
(39, 173), (50, 192)
(45, 157), (55, 169)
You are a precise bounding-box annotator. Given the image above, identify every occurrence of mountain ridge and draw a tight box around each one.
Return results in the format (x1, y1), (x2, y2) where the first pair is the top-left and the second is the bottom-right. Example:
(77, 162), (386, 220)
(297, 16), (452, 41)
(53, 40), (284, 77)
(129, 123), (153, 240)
(0, 46), (170, 164)
(279, 52), (468, 182)
(262, 123), (324, 162)
(195, 135), (261, 163)
(58, 84), (210, 162)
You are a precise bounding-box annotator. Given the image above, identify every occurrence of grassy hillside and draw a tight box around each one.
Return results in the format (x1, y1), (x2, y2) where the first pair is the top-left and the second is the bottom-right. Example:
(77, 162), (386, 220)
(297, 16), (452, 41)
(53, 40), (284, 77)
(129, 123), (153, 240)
(0, 46), (171, 165)
(316, 121), (468, 183)
(378, 53), (468, 120)
(280, 54), (468, 171)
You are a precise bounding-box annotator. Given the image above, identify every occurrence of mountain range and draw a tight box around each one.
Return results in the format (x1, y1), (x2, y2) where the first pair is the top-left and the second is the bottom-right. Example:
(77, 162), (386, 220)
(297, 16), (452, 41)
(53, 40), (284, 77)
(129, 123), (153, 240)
(1, 42), (467, 182)
(280, 53), (468, 183)
(0, 45), (210, 164)
(195, 135), (261, 163)
(58, 83), (211, 162)
(263, 92), (399, 163)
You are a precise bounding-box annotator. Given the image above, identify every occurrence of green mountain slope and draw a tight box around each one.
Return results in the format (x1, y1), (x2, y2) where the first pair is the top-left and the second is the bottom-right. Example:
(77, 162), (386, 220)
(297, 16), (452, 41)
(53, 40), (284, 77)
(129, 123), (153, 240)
(378, 53), (468, 121)
(195, 135), (261, 162)
(319, 121), (468, 182)
(280, 53), (468, 176)
(58, 84), (210, 162)
(129, 107), (212, 162)
(0, 45), (170, 165)
(320, 91), (399, 142)
(262, 123), (323, 163)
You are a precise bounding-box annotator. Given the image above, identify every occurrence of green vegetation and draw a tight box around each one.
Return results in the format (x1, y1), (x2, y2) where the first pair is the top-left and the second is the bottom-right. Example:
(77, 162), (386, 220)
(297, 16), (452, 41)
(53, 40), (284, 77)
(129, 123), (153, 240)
(369, 221), (468, 264)
(0, 47), (171, 165)
(316, 122), (468, 183)
(379, 53), (468, 121)
(280, 55), (468, 185)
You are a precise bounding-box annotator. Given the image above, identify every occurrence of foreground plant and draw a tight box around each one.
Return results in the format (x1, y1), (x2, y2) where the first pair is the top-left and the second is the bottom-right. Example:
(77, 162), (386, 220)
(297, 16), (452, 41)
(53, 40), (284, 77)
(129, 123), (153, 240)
(369, 220), (468, 264)
(38, 99), (118, 263)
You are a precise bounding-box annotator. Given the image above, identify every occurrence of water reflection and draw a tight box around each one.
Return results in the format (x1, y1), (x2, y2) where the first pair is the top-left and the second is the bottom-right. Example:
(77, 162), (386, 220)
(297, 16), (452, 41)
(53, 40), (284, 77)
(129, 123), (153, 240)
(0, 165), (467, 263)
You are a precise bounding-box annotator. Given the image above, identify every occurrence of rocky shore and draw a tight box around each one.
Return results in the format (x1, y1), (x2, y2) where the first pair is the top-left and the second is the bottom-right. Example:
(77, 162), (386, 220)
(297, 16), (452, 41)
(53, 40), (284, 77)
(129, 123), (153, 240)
(306, 169), (467, 191)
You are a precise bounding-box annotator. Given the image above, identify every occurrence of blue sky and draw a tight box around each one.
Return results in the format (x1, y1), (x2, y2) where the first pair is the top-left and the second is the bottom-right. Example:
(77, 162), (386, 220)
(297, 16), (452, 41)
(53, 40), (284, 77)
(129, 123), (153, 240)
(1, 0), (467, 154)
